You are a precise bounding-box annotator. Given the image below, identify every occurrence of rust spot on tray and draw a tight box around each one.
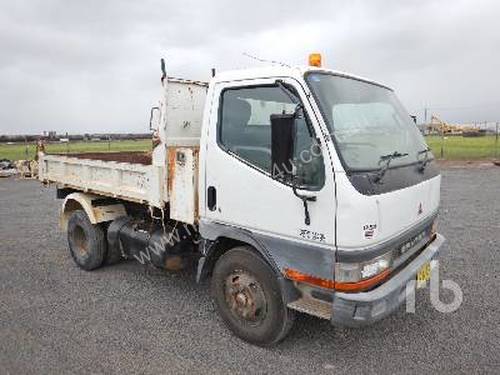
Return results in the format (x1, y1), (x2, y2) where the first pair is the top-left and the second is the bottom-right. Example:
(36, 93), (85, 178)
(167, 148), (176, 196)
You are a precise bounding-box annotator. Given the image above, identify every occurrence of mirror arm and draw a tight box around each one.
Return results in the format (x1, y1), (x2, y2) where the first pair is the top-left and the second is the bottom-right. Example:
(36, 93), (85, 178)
(292, 183), (316, 226)
(275, 79), (298, 103)
(275, 79), (314, 138)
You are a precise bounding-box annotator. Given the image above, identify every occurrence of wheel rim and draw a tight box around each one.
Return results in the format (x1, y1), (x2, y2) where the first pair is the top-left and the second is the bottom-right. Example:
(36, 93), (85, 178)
(224, 269), (267, 323)
(72, 225), (88, 255)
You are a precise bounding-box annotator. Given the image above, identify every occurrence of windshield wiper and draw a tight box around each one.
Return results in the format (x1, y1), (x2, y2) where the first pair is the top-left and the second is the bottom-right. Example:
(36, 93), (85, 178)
(374, 151), (409, 183)
(417, 147), (433, 172)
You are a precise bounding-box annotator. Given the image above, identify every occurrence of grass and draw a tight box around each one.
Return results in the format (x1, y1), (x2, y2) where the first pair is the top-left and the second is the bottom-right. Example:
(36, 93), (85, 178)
(425, 135), (499, 160)
(0, 136), (498, 161)
(0, 139), (152, 161)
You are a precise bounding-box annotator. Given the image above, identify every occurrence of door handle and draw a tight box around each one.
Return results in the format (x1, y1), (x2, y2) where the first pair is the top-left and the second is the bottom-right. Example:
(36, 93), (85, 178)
(207, 186), (217, 211)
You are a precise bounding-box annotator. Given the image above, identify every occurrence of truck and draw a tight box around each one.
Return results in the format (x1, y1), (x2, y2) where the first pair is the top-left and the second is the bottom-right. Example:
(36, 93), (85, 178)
(39, 55), (445, 346)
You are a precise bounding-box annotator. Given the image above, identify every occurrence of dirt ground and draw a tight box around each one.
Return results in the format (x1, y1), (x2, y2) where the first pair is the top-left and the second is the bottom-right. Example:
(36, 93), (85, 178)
(1, 166), (499, 374)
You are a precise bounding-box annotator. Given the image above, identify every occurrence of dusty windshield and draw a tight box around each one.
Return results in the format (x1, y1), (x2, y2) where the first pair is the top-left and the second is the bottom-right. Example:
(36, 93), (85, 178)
(306, 72), (430, 171)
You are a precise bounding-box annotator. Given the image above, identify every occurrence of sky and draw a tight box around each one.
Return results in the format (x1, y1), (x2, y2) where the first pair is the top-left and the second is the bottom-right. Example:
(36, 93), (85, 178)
(1, 0), (499, 135)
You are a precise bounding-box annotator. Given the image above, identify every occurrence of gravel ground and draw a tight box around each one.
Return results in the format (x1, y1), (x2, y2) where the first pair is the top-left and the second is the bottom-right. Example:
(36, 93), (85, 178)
(1, 167), (499, 374)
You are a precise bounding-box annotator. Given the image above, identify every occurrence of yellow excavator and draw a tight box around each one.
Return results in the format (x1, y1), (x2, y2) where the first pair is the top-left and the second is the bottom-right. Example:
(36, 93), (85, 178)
(427, 115), (484, 136)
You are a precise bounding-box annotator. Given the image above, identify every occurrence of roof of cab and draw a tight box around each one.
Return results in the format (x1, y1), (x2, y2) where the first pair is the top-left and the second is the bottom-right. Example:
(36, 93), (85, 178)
(212, 65), (392, 90)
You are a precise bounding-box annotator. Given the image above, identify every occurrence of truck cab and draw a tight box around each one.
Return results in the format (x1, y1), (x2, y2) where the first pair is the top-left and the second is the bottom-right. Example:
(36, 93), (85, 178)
(40, 58), (444, 346)
(198, 64), (443, 336)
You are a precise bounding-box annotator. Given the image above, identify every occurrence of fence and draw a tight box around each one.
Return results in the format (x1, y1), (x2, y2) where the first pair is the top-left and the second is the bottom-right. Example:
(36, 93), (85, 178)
(423, 121), (499, 160)
(1, 129), (499, 162)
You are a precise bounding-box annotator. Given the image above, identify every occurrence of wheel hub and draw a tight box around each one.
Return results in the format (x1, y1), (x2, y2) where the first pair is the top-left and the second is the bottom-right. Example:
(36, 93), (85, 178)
(235, 292), (248, 306)
(224, 270), (267, 322)
(73, 225), (88, 255)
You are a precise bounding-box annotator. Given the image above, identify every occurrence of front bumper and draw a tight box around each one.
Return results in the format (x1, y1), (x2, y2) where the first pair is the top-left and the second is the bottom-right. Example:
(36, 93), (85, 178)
(331, 233), (445, 327)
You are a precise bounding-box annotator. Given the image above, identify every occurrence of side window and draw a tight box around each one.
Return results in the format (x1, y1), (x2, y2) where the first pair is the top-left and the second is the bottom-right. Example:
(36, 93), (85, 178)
(219, 85), (325, 189)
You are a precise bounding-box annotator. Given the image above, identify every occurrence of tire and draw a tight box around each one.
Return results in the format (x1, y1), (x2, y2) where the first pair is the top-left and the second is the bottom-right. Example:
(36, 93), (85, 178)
(67, 210), (106, 271)
(211, 246), (295, 346)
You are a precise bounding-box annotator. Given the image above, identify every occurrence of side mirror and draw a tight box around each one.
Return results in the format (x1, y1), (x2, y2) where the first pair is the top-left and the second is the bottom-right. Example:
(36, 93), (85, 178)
(270, 113), (296, 181)
(271, 112), (317, 226)
(149, 106), (160, 131)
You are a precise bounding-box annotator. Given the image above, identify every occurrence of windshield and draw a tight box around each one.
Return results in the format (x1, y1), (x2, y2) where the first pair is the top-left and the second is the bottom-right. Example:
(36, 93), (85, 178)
(306, 72), (431, 171)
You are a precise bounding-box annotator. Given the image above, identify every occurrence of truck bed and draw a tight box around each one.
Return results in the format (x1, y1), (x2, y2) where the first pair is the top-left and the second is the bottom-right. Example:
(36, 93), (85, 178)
(39, 152), (165, 207)
(38, 77), (206, 223)
(58, 152), (152, 165)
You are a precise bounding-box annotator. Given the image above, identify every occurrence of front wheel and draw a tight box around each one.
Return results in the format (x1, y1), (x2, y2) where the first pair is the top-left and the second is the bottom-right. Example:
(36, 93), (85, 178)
(211, 246), (295, 346)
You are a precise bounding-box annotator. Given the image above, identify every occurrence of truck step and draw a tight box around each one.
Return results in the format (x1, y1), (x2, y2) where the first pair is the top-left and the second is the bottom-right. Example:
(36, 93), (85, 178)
(288, 297), (333, 320)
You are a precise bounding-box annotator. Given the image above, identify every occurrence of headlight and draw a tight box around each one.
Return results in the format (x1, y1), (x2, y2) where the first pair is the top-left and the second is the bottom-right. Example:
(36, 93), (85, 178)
(361, 256), (390, 279)
(284, 251), (393, 293)
(335, 252), (393, 284)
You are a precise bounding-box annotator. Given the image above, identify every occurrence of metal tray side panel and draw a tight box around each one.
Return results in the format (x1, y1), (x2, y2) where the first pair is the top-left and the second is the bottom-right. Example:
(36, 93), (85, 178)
(167, 147), (199, 224)
(40, 154), (164, 207)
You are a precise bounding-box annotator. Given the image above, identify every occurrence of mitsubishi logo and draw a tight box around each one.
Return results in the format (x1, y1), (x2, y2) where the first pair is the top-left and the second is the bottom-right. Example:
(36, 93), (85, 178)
(418, 202), (423, 215)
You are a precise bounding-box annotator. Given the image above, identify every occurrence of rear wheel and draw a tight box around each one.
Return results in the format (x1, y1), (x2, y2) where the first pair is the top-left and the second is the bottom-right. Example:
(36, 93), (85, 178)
(67, 210), (106, 270)
(211, 246), (295, 346)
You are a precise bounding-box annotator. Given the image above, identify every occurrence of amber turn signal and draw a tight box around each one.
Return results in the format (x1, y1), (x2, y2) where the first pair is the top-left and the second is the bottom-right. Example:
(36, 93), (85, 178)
(284, 268), (335, 289)
(284, 267), (390, 293)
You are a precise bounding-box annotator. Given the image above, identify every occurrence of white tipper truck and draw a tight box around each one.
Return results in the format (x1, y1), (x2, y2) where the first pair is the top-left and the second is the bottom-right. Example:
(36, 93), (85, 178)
(39, 55), (445, 346)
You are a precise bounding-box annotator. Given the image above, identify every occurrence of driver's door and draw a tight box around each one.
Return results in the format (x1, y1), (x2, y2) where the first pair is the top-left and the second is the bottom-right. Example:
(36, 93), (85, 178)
(202, 77), (335, 251)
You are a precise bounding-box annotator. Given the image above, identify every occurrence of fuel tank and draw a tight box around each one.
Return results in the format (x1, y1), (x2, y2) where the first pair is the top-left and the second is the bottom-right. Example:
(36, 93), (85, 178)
(107, 217), (197, 270)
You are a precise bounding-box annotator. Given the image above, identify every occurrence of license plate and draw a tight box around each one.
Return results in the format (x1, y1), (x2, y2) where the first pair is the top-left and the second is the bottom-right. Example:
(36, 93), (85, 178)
(416, 262), (431, 288)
